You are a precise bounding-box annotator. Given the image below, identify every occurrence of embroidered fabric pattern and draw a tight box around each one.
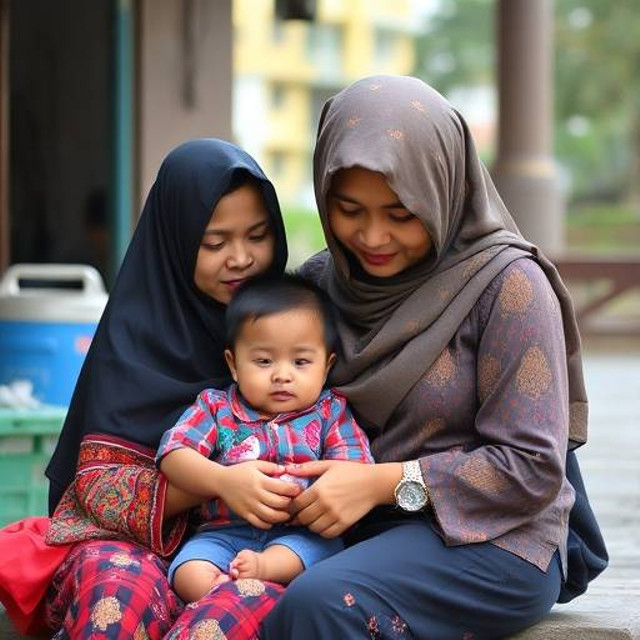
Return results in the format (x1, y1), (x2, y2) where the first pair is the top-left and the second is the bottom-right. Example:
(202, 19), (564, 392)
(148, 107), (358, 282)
(46, 435), (186, 556)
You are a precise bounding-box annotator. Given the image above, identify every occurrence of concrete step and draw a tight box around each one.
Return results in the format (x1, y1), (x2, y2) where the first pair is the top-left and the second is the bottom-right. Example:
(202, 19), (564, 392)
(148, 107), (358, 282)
(3, 591), (639, 639)
(510, 580), (640, 639)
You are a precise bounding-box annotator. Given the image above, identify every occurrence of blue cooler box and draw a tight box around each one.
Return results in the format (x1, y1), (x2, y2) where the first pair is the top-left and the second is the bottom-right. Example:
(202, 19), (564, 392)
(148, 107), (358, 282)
(0, 264), (108, 406)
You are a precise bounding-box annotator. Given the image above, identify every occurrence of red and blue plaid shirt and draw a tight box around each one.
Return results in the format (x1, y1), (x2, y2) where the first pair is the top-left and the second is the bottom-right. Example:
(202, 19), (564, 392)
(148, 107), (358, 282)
(156, 385), (373, 529)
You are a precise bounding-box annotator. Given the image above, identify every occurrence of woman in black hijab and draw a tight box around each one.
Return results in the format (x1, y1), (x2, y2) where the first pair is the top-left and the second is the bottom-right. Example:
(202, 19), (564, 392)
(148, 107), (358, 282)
(42, 139), (291, 638)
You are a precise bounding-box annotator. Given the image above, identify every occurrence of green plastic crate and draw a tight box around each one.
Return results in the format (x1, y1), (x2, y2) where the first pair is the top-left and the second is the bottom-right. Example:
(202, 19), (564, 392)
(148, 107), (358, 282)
(0, 406), (67, 527)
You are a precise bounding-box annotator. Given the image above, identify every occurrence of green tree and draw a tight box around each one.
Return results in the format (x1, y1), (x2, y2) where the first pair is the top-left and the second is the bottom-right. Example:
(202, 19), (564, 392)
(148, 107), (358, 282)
(414, 0), (494, 95)
(555, 0), (640, 208)
(413, 0), (640, 209)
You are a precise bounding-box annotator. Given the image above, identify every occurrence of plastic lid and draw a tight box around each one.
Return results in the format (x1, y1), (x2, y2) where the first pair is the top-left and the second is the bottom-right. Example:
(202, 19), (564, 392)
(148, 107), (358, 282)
(0, 264), (108, 323)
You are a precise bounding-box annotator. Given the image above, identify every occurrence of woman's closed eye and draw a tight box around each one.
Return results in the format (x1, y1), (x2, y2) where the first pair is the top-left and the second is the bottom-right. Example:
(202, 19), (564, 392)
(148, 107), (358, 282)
(201, 240), (225, 251)
(248, 230), (272, 243)
(336, 202), (362, 217)
(388, 210), (415, 223)
(334, 198), (414, 223)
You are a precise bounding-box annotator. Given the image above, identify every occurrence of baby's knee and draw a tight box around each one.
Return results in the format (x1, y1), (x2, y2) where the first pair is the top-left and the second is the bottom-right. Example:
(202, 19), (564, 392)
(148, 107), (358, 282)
(173, 560), (225, 603)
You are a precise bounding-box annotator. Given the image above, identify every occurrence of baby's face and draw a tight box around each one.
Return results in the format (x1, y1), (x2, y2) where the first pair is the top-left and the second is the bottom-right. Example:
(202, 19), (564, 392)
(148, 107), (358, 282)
(225, 308), (335, 418)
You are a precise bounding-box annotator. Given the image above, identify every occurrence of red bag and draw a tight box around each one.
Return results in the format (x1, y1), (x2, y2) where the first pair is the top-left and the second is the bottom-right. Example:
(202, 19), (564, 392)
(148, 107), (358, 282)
(0, 516), (73, 636)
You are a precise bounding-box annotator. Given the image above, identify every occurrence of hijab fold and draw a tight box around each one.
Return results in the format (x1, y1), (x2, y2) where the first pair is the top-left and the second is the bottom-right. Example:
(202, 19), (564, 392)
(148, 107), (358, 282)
(46, 139), (287, 511)
(303, 75), (587, 445)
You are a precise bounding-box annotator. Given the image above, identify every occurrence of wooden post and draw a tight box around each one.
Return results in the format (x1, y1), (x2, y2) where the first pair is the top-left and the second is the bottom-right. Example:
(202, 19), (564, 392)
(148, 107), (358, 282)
(0, 0), (9, 272)
(492, 0), (564, 255)
(112, 0), (135, 280)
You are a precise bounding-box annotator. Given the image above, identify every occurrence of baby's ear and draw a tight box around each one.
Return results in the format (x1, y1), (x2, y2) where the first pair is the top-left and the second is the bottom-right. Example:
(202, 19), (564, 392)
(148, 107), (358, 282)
(224, 349), (239, 382)
(325, 352), (337, 375)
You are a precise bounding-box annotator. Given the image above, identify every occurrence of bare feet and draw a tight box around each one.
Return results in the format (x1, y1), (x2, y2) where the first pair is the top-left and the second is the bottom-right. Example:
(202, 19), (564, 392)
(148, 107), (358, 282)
(229, 549), (264, 580)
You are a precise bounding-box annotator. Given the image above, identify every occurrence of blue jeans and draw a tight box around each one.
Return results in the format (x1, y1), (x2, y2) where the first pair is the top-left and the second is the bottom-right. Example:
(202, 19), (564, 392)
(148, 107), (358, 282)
(168, 523), (343, 584)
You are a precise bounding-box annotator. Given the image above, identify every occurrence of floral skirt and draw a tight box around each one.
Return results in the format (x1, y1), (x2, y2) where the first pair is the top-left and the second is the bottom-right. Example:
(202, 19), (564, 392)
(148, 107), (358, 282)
(45, 540), (284, 639)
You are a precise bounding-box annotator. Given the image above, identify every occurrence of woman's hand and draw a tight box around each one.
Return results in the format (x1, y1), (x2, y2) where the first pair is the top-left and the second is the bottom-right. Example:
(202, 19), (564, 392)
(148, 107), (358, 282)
(286, 460), (402, 538)
(216, 461), (302, 530)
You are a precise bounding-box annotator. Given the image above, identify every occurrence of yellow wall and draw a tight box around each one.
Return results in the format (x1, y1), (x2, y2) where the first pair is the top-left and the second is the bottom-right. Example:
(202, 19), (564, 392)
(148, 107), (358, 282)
(233, 0), (419, 204)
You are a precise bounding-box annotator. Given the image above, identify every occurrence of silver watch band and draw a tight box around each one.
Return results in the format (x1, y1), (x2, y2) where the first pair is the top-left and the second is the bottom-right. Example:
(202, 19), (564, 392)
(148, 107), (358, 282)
(402, 459), (425, 485)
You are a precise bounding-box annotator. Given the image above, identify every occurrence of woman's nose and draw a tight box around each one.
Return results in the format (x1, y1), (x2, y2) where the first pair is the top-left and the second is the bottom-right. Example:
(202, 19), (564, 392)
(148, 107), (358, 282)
(359, 216), (390, 248)
(227, 242), (254, 269)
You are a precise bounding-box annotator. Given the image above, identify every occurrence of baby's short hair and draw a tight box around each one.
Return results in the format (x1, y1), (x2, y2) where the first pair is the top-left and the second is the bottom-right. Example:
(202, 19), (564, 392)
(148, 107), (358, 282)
(225, 273), (337, 352)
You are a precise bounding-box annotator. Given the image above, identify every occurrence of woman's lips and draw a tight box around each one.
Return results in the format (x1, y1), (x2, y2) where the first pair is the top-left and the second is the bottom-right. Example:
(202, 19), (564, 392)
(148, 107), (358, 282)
(224, 279), (246, 291)
(361, 251), (396, 266)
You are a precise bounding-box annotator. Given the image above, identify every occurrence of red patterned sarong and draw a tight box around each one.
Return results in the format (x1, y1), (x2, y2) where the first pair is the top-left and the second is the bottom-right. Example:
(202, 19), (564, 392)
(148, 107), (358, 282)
(43, 435), (283, 639)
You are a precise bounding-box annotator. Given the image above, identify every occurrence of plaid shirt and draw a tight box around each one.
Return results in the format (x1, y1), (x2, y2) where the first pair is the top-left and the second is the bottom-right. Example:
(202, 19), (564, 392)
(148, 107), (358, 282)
(156, 385), (373, 529)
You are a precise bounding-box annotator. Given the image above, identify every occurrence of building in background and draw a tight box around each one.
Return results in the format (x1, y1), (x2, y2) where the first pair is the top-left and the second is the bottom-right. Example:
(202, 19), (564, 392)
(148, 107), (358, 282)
(0, 1), (568, 276)
(233, 0), (421, 207)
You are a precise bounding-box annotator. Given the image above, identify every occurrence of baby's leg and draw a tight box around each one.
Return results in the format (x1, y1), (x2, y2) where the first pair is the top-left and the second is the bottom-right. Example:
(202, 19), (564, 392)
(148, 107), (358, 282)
(173, 559), (230, 603)
(230, 545), (303, 584)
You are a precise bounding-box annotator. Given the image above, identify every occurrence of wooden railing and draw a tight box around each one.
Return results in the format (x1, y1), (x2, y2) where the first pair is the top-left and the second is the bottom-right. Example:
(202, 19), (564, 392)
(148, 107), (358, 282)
(554, 256), (640, 335)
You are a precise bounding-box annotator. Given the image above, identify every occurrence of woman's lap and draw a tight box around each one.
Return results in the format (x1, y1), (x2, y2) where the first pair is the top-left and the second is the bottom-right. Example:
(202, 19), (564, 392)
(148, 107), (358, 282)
(261, 518), (561, 640)
(43, 521), (559, 640)
(46, 540), (182, 639)
(166, 579), (284, 640)
(45, 539), (284, 640)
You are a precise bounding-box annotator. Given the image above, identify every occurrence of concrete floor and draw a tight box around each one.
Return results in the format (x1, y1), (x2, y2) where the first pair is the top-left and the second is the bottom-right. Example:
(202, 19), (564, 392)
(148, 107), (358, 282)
(512, 346), (640, 639)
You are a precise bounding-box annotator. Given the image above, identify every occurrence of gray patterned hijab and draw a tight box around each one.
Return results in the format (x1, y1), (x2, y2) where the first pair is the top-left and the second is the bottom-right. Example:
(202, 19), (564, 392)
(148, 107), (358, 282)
(302, 75), (588, 446)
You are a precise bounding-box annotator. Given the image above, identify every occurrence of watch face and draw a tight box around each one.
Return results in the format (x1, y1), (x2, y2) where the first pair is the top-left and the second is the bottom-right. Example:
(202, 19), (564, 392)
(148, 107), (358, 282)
(397, 480), (428, 512)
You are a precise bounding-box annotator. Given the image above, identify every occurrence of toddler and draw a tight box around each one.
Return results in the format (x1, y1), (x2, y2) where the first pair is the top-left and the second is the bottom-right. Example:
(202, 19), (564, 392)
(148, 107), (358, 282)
(157, 273), (373, 602)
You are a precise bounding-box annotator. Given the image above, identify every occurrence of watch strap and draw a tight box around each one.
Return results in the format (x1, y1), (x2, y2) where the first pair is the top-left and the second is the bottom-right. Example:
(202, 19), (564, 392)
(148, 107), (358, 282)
(402, 459), (425, 486)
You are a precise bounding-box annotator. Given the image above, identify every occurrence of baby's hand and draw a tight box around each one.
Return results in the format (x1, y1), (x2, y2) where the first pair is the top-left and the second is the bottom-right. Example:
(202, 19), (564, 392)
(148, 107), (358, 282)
(216, 461), (302, 530)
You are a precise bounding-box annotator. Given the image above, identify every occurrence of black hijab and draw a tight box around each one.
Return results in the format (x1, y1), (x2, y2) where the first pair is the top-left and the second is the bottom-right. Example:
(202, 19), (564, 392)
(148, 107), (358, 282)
(46, 139), (288, 512)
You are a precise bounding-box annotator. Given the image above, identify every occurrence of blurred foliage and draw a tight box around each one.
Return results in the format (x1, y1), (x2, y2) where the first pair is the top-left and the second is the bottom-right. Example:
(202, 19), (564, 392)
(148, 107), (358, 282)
(282, 206), (325, 268)
(414, 0), (494, 93)
(413, 0), (640, 209)
(555, 0), (640, 206)
(568, 204), (639, 228)
(567, 205), (640, 253)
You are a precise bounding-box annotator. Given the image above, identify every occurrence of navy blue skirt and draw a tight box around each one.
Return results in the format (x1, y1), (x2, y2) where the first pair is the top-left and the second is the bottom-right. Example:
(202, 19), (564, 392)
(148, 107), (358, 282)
(261, 513), (561, 639)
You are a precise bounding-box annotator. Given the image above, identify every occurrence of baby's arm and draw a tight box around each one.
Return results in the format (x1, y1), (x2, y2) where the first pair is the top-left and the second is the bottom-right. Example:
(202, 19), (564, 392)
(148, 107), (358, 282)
(164, 480), (212, 520)
(157, 389), (224, 497)
(160, 447), (226, 498)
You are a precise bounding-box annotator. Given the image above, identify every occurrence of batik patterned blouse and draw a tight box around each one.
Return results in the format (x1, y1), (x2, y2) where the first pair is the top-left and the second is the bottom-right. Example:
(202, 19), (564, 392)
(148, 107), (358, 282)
(369, 257), (575, 572)
(156, 385), (374, 529)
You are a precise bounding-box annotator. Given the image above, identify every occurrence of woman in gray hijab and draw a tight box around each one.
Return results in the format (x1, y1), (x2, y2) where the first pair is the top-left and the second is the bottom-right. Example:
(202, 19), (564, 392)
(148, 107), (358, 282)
(259, 75), (603, 639)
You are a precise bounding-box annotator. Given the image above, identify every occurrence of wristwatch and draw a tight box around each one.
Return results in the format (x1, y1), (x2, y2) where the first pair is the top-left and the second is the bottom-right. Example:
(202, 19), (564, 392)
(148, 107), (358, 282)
(394, 460), (429, 512)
